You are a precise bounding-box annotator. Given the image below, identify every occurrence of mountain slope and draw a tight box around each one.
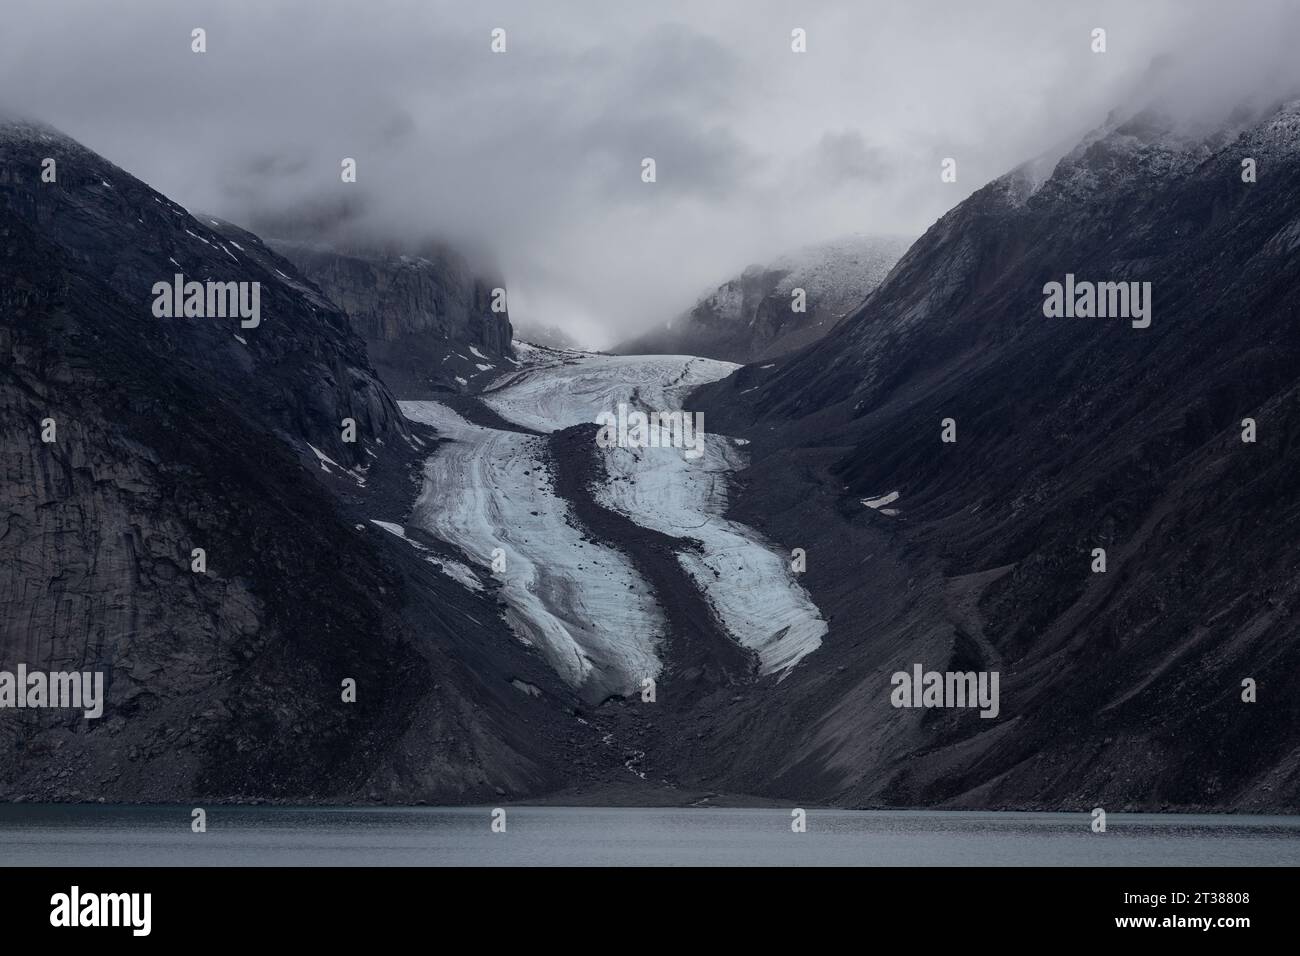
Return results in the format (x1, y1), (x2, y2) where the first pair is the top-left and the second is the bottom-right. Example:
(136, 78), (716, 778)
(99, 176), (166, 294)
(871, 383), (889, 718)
(618, 234), (910, 364)
(690, 102), (1300, 809)
(0, 120), (588, 803)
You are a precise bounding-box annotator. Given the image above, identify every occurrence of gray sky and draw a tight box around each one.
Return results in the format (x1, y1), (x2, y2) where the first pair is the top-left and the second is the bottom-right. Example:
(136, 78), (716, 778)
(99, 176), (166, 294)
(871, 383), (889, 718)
(5, 0), (1299, 346)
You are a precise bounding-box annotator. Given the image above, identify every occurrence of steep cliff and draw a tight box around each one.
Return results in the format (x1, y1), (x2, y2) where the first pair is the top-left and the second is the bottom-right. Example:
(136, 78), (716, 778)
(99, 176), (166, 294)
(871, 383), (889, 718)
(0, 120), (582, 803)
(267, 239), (515, 398)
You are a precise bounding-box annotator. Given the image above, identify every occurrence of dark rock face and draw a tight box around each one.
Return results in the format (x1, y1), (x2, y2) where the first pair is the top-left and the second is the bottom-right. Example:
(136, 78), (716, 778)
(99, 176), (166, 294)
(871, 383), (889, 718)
(267, 239), (514, 398)
(0, 123), (407, 472)
(618, 235), (909, 364)
(690, 103), (1300, 809)
(0, 121), (579, 803)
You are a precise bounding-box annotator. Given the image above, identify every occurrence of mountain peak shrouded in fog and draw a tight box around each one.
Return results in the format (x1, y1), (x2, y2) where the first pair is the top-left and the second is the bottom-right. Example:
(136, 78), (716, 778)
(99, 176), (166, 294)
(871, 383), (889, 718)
(6, 0), (1300, 345)
(617, 233), (911, 363)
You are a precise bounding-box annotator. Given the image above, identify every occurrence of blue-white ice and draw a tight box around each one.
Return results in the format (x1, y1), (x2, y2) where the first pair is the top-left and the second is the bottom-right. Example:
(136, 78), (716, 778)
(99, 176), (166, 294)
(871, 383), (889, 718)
(400, 400), (666, 702)
(482, 348), (826, 677)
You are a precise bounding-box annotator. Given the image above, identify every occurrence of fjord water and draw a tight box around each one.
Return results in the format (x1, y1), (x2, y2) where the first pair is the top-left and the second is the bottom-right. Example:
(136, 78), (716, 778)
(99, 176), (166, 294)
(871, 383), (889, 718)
(1, 806), (1296, 866)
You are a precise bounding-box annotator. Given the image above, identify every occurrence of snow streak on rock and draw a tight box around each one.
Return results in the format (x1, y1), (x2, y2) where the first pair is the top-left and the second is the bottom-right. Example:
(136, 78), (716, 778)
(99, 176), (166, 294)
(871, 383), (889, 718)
(368, 519), (485, 592)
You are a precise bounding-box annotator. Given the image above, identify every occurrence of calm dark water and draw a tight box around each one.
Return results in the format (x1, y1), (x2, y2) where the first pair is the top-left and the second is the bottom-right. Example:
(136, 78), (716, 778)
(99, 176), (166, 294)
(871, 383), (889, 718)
(1, 805), (1297, 866)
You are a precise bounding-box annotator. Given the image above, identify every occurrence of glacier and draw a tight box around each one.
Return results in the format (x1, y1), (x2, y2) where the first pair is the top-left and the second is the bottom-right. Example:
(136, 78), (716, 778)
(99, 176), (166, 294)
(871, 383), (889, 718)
(482, 349), (827, 677)
(400, 400), (667, 702)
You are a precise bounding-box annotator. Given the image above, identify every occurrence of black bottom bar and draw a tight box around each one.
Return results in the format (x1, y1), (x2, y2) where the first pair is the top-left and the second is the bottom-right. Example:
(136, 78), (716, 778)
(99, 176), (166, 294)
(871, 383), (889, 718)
(0, 866), (1281, 941)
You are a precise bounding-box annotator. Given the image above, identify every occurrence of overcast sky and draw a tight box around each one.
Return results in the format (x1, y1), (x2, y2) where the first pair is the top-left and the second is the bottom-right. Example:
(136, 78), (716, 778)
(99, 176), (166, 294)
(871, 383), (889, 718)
(5, 0), (1299, 346)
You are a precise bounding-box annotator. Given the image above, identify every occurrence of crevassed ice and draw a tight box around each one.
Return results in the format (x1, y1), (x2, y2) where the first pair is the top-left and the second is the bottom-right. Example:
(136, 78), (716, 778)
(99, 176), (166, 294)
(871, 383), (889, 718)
(400, 400), (666, 702)
(482, 352), (826, 677)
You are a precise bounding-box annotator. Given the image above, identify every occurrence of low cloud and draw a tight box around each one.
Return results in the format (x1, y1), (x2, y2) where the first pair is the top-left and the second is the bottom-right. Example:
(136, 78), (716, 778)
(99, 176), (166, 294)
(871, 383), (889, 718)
(4, 0), (1300, 346)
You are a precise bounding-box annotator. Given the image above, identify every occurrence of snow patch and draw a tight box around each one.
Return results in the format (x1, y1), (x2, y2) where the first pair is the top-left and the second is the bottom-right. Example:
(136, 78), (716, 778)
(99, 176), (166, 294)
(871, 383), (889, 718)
(307, 444), (365, 486)
(511, 679), (543, 698)
(862, 491), (900, 509)
(307, 443), (338, 473)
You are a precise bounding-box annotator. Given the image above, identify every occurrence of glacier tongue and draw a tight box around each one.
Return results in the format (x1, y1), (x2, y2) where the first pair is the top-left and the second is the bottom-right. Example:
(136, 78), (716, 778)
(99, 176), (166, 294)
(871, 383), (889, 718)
(482, 351), (827, 677)
(400, 400), (666, 702)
